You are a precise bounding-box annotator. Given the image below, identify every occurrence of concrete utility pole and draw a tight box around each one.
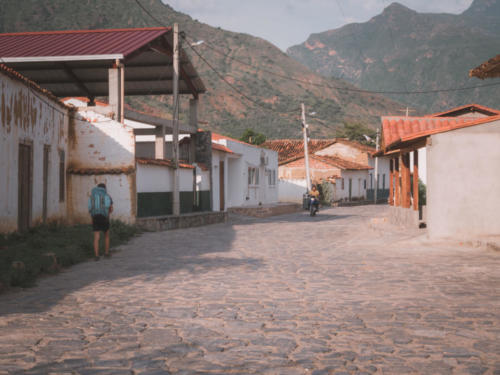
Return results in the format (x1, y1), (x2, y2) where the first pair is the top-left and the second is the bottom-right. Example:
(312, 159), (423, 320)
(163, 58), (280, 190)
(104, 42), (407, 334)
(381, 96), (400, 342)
(301, 103), (312, 192)
(374, 128), (380, 204)
(172, 23), (180, 216)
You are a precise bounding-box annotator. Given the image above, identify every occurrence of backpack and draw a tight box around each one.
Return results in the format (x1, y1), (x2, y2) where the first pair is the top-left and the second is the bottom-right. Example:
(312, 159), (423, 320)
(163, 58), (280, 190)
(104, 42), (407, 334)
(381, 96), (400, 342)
(88, 187), (110, 217)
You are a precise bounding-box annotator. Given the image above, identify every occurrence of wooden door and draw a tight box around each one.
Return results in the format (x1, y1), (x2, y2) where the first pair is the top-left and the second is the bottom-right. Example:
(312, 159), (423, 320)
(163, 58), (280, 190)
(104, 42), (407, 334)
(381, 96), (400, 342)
(348, 178), (352, 201)
(219, 160), (225, 211)
(18, 144), (33, 232)
(42, 145), (50, 223)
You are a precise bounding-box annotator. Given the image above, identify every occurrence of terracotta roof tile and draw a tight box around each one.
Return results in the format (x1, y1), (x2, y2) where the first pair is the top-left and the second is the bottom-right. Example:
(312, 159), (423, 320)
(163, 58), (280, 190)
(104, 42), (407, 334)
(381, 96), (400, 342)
(212, 132), (261, 149)
(262, 139), (336, 163)
(67, 166), (135, 175)
(136, 158), (194, 169)
(427, 103), (500, 117)
(311, 155), (372, 170)
(211, 142), (234, 154)
(381, 115), (500, 150)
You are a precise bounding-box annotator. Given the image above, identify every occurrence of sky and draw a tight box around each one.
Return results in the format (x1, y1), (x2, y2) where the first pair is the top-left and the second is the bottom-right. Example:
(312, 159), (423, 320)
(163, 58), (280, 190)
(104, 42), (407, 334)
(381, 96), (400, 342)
(162, 0), (474, 51)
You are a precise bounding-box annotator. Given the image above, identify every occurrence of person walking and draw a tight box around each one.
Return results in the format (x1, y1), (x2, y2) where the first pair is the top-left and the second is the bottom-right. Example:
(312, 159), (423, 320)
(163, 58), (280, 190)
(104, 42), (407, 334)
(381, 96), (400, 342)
(88, 183), (113, 260)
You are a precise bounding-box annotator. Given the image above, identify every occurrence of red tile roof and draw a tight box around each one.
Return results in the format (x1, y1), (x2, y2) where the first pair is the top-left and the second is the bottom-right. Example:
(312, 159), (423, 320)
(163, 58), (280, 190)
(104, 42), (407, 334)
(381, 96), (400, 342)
(212, 132), (261, 149)
(382, 115), (500, 150)
(262, 139), (336, 163)
(211, 143), (234, 154)
(281, 153), (371, 170)
(0, 27), (170, 59)
(67, 166), (135, 175)
(311, 155), (372, 170)
(470, 54), (500, 79)
(0, 64), (68, 109)
(136, 158), (194, 169)
(427, 103), (500, 118)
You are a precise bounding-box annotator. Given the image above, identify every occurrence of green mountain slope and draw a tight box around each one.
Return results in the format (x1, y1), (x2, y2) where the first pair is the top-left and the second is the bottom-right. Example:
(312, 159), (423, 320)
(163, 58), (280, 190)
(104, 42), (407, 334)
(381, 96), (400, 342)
(287, 0), (500, 113)
(0, 0), (402, 139)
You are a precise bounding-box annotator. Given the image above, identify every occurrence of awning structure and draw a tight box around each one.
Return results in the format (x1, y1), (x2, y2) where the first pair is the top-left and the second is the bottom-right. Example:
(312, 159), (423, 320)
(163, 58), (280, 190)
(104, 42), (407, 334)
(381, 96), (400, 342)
(0, 27), (206, 99)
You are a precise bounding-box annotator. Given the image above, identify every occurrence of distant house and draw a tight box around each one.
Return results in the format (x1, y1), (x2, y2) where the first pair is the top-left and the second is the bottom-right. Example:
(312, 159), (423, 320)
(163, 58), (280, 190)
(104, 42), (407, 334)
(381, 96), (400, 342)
(263, 139), (389, 204)
(379, 104), (500, 240)
(211, 133), (279, 211)
(0, 65), (70, 233)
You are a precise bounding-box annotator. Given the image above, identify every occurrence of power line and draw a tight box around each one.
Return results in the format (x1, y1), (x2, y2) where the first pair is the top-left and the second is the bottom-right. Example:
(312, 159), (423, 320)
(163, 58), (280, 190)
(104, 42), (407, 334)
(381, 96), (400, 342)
(185, 32), (500, 95)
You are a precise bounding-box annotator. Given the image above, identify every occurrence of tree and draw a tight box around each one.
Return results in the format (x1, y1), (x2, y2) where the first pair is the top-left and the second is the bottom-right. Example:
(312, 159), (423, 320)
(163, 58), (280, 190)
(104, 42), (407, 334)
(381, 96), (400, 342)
(239, 128), (267, 145)
(336, 122), (377, 145)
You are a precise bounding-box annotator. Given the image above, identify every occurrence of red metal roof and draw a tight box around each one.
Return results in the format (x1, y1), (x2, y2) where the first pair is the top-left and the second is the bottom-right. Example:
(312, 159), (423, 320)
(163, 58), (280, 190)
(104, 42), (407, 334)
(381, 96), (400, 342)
(0, 27), (170, 59)
(382, 115), (500, 150)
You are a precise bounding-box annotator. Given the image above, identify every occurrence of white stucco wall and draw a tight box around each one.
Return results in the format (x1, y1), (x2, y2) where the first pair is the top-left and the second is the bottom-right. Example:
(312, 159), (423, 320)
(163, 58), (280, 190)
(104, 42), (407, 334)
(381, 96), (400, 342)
(278, 179), (308, 203)
(335, 170), (369, 201)
(137, 164), (173, 193)
(426, 120), (500, 239)
(67, 173), (135, 224)
(67, 113), (136, 224)
(213, 138), (279, 208)
(0, 71), (69, 232)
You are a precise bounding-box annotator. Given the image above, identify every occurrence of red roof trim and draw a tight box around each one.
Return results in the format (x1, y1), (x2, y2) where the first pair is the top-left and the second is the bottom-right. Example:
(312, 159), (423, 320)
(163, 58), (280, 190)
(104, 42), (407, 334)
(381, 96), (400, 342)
(427, 103), (500, 117)
(136, 158), (195, 169)
(0, 64), (69, 110)
(0, 27), (170, 37)
(211, 143), (234, 154)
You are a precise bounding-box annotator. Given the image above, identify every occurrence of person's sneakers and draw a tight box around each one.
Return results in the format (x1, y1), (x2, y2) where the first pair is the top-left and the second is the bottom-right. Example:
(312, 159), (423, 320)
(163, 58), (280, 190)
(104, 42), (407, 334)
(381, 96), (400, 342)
(94, 256), (100, 261)
(104, 253), (111, 259)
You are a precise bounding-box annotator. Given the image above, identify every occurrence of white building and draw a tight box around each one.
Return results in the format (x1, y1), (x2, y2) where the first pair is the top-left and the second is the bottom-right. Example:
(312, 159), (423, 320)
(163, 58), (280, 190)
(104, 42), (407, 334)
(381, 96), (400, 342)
(211, 133), (279, 211)
(0, 65), (69, 233)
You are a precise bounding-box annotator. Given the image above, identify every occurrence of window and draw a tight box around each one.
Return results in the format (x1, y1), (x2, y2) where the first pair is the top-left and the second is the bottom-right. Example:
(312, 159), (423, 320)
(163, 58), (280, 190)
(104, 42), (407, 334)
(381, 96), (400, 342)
(248, 167), (259, 186)
(364, 179), (366, 189)
(382, 174), (386, 190)
(59, 150), (65, 202)
(341, 178), (345, 190)
(267, 169), (276, 186)
(377, 174), (380, 189)
(370, 174), (373, 189)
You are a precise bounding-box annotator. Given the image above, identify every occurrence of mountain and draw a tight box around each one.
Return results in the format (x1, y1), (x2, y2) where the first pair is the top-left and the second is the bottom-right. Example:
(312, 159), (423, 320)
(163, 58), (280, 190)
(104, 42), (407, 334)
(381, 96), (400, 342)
(0, 0), (402, 139)
(287, 0), (500, 113)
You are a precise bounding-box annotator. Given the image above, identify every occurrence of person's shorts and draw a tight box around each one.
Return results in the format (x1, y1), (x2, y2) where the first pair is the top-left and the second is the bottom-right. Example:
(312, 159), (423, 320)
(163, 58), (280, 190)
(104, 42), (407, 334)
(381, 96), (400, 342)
(92, 214), (110, 232)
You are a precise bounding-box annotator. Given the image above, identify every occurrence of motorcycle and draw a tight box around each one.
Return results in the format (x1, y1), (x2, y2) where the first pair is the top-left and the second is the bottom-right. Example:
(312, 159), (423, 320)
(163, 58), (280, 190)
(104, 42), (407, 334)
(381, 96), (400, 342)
(309, 196), (319, 216)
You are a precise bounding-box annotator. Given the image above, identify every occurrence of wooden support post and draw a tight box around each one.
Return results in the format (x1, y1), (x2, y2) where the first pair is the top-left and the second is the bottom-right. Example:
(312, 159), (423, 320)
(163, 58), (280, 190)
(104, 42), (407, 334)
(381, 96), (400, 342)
(395, 156), (400, 206)
(108, 60), (124, 123)
(389, 158), (394, 206)
(172, 23), (180, 216)
(413, 150), (419, 211)
(402, 153), (411, 208)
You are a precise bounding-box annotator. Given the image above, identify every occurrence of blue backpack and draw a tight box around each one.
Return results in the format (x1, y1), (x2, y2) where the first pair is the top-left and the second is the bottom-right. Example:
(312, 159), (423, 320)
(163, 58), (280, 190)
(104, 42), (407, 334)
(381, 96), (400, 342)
(88, 187), (111, 217)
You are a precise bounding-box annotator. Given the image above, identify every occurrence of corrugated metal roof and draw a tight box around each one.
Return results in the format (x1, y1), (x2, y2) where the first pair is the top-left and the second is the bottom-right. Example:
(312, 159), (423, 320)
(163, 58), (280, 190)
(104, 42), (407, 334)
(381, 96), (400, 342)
(0, 27), (170, 59)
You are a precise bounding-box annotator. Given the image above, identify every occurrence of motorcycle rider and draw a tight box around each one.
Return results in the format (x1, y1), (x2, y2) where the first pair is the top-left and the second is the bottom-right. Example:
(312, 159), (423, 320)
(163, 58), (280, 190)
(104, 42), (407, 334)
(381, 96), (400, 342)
(309, 184), (320, 213)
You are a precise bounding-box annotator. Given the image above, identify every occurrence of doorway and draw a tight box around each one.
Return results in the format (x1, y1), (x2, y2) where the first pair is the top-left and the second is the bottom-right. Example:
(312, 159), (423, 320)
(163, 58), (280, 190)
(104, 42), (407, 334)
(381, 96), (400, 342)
(219, 160), (225, 211)
(18, 143), (33, 232)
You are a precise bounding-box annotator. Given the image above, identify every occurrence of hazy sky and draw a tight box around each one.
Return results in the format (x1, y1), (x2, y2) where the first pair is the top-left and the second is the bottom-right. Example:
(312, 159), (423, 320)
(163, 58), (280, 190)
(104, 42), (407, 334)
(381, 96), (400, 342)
(163, 0), (474, 51)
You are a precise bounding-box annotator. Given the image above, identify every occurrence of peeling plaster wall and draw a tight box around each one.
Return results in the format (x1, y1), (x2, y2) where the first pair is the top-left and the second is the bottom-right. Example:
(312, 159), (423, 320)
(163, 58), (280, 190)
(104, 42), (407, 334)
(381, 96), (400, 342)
(67, 114), (136, 224)
(316, 143), (368, 164)
(0, 72), (69, 233)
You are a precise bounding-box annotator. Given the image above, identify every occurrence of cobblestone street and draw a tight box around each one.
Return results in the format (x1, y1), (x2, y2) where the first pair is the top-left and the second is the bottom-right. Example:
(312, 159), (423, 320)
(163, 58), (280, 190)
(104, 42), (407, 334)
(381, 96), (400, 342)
(0, 205), (499, 375)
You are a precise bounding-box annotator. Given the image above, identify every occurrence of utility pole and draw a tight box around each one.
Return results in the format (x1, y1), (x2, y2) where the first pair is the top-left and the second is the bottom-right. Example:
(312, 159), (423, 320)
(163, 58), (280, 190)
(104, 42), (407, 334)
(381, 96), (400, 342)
(301, 103), (312, 192)
(172, 23), (180, 216)
(399, 107), (416, 118)
(374, 128), (380, 204)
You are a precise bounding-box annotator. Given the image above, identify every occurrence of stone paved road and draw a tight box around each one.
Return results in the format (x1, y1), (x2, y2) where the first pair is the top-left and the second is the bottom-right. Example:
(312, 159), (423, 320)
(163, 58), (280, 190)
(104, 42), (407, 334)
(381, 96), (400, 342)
(0, 206), (499, 375)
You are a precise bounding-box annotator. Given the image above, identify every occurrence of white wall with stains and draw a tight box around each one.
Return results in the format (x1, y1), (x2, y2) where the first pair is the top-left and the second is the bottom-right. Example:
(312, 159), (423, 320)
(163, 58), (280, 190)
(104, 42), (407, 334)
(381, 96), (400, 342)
(0, 69), (69, 233)
(66, 110), (136, 225)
